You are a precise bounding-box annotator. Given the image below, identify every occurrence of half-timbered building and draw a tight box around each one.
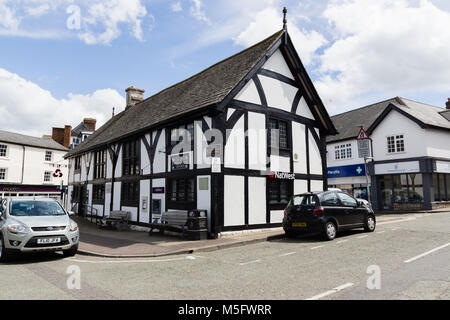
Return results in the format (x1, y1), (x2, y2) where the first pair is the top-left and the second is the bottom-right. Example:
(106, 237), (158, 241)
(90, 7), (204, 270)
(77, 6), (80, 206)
(66, 27), (337, 237)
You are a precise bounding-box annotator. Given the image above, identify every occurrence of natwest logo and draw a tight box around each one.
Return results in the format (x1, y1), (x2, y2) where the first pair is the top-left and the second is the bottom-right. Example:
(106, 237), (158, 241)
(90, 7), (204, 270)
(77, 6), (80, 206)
(268, 171), (295, 180)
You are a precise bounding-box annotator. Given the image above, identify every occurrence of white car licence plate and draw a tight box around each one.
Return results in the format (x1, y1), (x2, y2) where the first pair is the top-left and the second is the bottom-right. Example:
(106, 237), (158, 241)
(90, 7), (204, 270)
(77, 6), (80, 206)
(37, 238), (61, 244)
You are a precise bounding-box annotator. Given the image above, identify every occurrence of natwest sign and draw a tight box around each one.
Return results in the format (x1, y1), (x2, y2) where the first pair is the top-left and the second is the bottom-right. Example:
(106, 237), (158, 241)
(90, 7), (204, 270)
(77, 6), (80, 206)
(268, 171), (295, 180)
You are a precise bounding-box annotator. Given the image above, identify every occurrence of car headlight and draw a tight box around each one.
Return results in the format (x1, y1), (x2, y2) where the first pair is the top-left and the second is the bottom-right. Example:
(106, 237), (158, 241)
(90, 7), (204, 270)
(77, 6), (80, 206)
(69, 220), (78, 232)
(7, 224), (28, 235)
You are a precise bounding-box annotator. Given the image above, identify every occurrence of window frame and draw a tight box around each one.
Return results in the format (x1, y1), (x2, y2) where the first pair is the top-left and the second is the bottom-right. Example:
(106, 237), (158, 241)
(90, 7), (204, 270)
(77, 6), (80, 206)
(0, 168), (7, 181)
(122, 140), (141, 177)
(92, 184), (105, 204)
(45, 150), (53, 162)
(43, 171), (52, 183)
(268, 178), (293, 210)
(387, 135), (405, 154)
(268, 118), (291, 157)
(93, 149), (107, 180)
(167, 177), (196, 210)
(121, 181), (140, 207)
(0, 144), (8, 158)
(335, 143), (352, 160)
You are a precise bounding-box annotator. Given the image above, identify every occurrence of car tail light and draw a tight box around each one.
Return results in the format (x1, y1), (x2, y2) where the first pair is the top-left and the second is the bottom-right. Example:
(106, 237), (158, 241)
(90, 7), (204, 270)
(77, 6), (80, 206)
(283, 209), (287, 217)
(313, 207), (325, 216)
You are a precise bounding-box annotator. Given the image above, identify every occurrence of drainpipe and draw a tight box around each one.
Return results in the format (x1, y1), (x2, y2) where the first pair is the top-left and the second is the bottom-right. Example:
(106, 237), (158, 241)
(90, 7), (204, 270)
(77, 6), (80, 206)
(20, 146), (25, 184)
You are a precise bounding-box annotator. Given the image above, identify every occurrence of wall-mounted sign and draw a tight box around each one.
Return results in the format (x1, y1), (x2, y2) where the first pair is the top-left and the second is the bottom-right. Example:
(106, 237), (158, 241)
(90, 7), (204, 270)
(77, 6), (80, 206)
(211, 157), (221, 173)
(328, 164), (366, 178)
(436, 161), (450, 174)
(269, 172), (295, 180)
(358, 140), (370, 159)
(171, 153), (190, 171)
(375, 161), (420, 175)
(152, 187), (165, 194)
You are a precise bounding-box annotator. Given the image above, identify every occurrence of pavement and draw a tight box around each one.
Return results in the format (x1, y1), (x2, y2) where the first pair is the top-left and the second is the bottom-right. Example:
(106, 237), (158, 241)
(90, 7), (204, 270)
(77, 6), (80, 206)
(74, 210), (448, 258)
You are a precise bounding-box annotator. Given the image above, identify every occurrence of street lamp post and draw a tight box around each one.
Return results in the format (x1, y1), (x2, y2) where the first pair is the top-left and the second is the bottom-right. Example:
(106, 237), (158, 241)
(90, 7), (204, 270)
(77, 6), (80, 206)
(364, 156), (374, 209)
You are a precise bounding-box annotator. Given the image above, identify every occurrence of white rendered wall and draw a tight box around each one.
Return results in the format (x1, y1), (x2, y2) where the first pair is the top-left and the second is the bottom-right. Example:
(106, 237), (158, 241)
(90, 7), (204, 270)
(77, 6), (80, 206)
(425, 128), (450, 159)
(294, 180), (308, 195)
(104, 182), (112, 217)
(248, 177), (267, 225)
(234, 79), (261, 105)
(152, 178), (166, 220)
(371, 110), (426, 161)
(259, 75), (298, 112)
(122, 206), (138, 222)
(296, 97), (315, 120)
(292, 122), (307, 174)
(270, 210), (284, 224)
(153, 129), (166, 174)
(224, 175), (245, 227)
(311, 180), (324, 192)
(262, 49), (295, 80)
(248, 112), (267, 171)
(309, 130), (323, 175)
(225, 115), (245, 169)
(113, 182), (121, 211)
(270, 155), (290, 172)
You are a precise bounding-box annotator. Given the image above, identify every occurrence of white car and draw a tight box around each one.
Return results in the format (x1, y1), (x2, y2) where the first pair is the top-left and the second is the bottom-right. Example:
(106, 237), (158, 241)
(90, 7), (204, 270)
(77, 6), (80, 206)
(0, 197), (79, 262)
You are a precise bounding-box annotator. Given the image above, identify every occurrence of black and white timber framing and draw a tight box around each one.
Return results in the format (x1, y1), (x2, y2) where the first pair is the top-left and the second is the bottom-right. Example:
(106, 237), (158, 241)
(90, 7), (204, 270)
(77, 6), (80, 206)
(65, 29), (338, 237)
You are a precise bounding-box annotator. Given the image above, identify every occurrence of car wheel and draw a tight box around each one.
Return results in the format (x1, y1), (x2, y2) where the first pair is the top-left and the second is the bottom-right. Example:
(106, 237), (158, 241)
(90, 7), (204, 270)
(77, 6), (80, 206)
(63, 245), (78, 258)
(364, 215), (376, 232)
(323, 222), (337, 241)
(0, 235), (12, 263)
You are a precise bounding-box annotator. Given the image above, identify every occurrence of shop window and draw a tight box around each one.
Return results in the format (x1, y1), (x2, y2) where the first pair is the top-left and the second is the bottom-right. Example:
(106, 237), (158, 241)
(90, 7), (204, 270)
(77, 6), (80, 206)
(408, 174), (424, 202)
(45, 151), (53, 162)
(433, 173), (449, 202)
(0, 168), (6, 180)
(93, 184), (105, 204)
(44, 171), (52, 182)
(169, 178), (195, 203)
(268, 179), (292, 207)
(387, 135), (405, 153)
(94, 150), (106, 179)
(122, 140), (140, 176)
(121, 182), (139, 206)
(335, 144), (352, 160)
(268, 119), (290, 152)
(0, 144), (7, 157)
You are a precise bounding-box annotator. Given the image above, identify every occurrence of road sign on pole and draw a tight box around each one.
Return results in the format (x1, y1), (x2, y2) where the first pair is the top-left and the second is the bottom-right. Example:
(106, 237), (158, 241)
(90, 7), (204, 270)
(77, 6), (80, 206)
(356, 128), (370, 140)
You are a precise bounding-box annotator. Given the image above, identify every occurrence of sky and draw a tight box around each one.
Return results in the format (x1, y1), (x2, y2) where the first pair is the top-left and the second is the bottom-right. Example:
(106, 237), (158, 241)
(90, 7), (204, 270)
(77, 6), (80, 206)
(0, 0), (449, 137)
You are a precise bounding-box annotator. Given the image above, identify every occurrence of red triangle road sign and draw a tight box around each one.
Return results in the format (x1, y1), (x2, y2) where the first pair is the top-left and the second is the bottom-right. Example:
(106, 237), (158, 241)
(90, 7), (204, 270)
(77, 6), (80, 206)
(356, 128), (370, 140)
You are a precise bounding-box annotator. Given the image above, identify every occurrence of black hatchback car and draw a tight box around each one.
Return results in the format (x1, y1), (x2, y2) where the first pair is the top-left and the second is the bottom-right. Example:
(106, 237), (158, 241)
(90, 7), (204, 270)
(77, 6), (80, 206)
(282, 191), (376, 241)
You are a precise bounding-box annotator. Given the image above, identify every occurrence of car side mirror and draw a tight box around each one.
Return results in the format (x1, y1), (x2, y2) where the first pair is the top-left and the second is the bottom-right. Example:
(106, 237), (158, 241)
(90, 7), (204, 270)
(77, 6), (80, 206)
(68, 211), (75, 216)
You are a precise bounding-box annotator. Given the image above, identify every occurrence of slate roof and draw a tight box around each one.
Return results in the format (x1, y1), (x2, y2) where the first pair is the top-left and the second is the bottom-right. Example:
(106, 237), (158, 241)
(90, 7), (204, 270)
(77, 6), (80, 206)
(71, 122), (91, 136)
(440, 110), (450, 121)
(67, 30), (287, 157)
(0, 130), (69, 151)
(327, 97), (450, 143)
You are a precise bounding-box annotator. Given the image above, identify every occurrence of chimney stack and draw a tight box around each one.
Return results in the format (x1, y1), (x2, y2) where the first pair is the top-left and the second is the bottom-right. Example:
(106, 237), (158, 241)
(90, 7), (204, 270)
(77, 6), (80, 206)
(83, 118), (97, 132)
(52, 125), (72, 148)
(126, 86), (145, 109)
(446, 98), (450, 110)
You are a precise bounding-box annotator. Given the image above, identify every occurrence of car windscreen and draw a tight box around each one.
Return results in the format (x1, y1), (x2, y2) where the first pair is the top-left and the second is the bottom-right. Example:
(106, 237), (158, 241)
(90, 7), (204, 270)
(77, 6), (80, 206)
(10, 201), (66, 217)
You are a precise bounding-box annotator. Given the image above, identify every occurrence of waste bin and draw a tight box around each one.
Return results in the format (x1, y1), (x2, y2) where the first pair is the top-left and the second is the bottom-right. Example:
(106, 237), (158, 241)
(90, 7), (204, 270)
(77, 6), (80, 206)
(184, 210), (208, 241)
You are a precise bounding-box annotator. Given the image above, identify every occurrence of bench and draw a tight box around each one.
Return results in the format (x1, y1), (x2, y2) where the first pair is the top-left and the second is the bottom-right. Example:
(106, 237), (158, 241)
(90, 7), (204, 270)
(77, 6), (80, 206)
(149, 211), (189, 235)
(98, 211), (131, 231)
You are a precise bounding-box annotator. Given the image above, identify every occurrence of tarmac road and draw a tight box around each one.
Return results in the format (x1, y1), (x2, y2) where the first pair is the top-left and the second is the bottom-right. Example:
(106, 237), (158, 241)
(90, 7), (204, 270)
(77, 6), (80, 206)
(0, 211), (449, 300)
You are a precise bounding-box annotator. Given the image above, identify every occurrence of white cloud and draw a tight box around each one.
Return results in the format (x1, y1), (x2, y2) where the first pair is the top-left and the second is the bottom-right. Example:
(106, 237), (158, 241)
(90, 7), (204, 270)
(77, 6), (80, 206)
(25, 3), (51, 17)
(0, 67), (124, 137)
(79, 0), (148, 45)
(234, 7), (328, 65)
(0, 0), (21, 30)
(189, 0), (210, 24)
(315, 0), (450, 113)
(171, 2), (182, 12)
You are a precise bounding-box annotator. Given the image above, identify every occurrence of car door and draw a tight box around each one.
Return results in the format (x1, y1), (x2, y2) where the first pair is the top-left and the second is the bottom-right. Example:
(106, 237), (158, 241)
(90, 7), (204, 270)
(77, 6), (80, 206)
(337, 192), (359, 225)
(319, 192), (345, 226)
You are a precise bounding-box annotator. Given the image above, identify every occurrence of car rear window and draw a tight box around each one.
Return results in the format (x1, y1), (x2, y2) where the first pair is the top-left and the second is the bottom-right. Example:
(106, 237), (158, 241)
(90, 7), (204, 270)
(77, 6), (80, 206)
(289, 195), (317, 207)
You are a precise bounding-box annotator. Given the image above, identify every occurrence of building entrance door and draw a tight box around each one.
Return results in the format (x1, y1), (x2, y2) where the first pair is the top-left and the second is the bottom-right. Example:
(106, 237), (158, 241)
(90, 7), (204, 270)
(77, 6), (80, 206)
(79, 185), (88, 217)
(378, 176), (393, 210)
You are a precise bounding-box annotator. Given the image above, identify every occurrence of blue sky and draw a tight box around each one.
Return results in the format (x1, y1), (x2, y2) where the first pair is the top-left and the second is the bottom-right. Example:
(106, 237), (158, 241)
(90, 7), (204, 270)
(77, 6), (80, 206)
(0, 0), (449, 136)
